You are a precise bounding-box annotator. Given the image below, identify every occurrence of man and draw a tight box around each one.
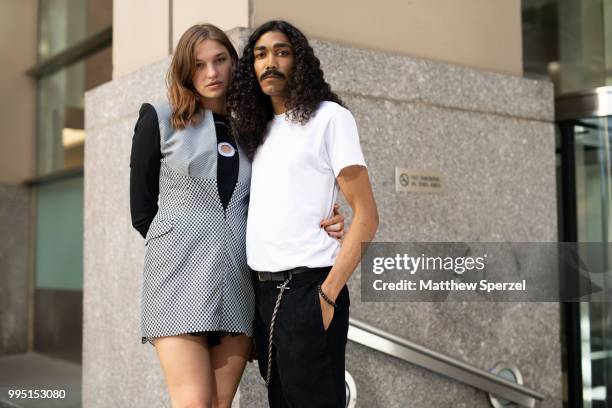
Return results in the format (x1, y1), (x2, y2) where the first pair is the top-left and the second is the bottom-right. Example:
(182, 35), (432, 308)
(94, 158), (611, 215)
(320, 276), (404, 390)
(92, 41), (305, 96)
(229, 20), (379, 407)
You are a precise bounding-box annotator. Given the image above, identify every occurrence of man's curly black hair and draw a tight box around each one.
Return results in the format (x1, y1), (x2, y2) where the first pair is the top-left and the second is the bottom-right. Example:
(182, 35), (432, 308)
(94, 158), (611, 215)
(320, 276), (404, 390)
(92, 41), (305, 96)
(228, 20), (345, 159)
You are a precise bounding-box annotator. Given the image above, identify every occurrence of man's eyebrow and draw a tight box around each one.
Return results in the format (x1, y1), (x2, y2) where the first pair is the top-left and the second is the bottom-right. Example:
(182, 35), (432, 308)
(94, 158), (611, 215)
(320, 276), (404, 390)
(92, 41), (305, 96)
(253, 42), (292, 52)
(272, 42), (291, 49)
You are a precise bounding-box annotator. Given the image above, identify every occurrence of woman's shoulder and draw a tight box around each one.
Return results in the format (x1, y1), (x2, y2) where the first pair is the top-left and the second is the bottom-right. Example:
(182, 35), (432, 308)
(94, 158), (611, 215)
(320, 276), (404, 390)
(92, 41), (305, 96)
(137, 103), (157, 122)
(141, 101), (171, 120)
(139, 101), (173, 134)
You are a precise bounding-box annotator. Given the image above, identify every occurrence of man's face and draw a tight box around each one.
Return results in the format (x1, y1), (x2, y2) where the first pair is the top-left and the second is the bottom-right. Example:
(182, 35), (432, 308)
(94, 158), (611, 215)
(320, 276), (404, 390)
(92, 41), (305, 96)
(253, 31), (294, 97)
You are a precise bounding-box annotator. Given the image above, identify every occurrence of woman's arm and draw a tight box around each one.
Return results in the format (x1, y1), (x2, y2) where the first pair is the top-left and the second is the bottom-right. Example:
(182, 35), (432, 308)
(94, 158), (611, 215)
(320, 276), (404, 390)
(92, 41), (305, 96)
(130, 103), (162, 238)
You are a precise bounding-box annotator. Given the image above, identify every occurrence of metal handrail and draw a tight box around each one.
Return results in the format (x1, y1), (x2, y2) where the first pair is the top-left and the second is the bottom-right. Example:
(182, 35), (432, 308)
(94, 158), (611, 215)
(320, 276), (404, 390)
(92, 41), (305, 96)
(348, 318), (546, 408)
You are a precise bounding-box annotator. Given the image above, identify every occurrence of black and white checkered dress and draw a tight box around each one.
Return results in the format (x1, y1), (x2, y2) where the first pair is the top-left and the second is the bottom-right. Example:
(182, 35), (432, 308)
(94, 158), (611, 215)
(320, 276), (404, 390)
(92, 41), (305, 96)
(137, 102), (254, 343)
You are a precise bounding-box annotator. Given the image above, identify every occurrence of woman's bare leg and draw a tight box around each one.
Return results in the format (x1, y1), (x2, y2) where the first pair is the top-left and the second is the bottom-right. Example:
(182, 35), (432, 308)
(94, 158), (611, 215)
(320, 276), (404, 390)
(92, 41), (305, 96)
(153, 334), (214, 408)
(210, 334), (253, 408)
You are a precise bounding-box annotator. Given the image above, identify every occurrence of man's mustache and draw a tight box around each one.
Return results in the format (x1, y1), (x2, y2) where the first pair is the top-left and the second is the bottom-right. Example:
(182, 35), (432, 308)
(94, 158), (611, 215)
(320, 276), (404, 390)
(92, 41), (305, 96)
(260, 69), (285, 81)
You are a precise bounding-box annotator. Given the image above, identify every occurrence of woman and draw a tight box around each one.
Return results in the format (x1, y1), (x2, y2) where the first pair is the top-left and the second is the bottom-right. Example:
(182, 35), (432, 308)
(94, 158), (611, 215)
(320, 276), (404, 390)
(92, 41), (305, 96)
(129, 24), (344, 408)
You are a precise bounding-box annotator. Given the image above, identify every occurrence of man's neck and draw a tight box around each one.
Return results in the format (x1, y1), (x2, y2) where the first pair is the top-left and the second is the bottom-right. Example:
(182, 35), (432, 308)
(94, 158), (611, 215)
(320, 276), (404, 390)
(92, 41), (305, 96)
(271, 95), (288, 115)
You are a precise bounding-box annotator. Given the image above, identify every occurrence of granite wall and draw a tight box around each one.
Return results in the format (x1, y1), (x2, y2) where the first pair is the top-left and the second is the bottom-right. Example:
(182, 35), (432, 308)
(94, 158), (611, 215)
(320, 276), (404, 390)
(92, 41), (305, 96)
(83, 27), (560, 407)
(0, 184), (31, 355)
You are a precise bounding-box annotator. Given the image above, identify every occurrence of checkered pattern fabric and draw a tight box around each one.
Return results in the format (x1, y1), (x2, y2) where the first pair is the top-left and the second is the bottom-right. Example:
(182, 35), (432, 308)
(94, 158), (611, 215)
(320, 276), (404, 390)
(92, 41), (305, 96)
(140, 102), (254, 344)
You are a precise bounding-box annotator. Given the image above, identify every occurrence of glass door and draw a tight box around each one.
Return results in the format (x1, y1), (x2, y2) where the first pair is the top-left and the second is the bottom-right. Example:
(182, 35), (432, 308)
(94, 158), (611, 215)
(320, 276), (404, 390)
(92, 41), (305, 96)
(558, 87), (612, 408)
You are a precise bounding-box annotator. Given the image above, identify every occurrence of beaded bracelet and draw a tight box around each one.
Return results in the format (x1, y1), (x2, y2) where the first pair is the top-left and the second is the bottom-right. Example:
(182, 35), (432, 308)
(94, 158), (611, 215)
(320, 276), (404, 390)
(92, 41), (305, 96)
(317, 285), (337, 308)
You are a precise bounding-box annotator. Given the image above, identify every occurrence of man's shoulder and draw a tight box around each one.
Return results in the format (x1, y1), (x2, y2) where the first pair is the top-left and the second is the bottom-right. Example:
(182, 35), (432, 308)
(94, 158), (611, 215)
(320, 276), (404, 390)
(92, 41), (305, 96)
(316, 101), (351, 119)
(311, 101), (356, 132)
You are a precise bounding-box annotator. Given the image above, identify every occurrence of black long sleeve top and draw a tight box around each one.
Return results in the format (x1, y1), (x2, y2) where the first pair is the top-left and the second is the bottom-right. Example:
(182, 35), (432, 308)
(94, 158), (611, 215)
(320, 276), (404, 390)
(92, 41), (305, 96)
(129, 103), (239, 238)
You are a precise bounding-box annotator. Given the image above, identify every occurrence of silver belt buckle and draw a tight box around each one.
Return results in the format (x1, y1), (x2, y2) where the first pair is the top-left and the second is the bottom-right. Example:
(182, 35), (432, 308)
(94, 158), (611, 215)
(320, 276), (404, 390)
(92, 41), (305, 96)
(276, 271), (292, 289)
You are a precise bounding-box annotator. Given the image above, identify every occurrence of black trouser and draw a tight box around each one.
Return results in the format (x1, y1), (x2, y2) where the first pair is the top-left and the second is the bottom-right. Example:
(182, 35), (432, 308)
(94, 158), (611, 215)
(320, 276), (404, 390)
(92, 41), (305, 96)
(252, 266), (350, 408)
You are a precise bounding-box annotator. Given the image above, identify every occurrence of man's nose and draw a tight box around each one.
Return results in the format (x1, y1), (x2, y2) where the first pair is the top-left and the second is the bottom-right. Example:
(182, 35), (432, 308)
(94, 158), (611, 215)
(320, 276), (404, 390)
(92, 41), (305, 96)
(265, 54), (277, 70)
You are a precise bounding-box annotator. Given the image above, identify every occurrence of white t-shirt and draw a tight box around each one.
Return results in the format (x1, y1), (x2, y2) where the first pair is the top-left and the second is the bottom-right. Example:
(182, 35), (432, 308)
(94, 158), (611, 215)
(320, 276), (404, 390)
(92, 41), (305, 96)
(246, 101), (367, 272)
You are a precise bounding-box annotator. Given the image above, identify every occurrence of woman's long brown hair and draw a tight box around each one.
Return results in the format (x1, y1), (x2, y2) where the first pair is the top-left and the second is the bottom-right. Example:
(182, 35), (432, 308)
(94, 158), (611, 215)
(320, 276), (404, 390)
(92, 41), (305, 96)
(167, 24), (238, 129)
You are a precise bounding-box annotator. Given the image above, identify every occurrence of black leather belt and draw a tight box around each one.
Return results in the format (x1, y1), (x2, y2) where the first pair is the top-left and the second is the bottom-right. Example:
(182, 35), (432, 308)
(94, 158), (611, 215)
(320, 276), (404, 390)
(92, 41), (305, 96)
(254, 266), (329, 282)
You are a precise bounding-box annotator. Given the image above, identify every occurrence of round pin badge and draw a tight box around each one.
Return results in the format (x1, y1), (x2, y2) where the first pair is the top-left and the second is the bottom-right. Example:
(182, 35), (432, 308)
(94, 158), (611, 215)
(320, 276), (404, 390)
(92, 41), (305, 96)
(217, 142), (236, 157)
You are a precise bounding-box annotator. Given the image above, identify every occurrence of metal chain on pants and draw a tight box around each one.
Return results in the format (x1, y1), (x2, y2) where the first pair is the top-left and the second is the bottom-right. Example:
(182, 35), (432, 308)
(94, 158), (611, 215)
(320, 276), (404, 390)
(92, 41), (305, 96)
(265, 278), (291, 387)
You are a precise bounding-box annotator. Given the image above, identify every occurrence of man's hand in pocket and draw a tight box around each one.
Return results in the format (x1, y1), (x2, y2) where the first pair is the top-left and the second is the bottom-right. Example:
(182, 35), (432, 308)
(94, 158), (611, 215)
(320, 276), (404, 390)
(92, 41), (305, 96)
(318, 293), (335, 331)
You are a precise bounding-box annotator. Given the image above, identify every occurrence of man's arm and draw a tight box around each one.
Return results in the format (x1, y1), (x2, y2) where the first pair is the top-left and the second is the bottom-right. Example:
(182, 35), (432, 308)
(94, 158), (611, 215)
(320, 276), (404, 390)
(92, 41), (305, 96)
(319, 165), (378, 327)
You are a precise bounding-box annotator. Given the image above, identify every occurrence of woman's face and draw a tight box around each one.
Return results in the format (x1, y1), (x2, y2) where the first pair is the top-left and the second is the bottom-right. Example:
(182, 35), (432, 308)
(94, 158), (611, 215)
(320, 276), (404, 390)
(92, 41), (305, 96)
(192, 39), (233, 100)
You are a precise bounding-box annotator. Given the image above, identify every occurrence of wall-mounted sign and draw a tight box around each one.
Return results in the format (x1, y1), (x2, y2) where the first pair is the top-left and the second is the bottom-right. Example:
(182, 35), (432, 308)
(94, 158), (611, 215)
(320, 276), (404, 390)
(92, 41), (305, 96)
(395, 168), (444, 193)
